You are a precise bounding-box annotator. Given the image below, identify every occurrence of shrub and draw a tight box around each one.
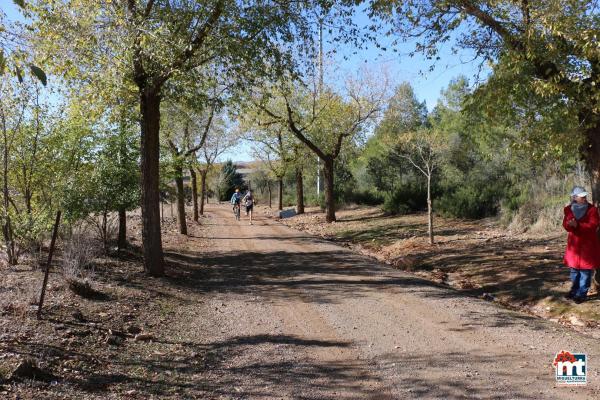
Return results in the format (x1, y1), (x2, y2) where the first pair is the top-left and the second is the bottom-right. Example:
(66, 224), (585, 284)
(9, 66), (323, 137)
(61, 231), (101, 297)
(436, 184), (503, 219)
(382, 183), (427, 215)
(84, 213), (118, 253)
(348, 189), (384, 206)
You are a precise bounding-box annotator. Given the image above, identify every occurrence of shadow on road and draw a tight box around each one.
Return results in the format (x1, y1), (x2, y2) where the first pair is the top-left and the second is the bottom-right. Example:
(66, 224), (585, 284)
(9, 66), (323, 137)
(9, 334), (384, 399)
(160, 247), (545, 334)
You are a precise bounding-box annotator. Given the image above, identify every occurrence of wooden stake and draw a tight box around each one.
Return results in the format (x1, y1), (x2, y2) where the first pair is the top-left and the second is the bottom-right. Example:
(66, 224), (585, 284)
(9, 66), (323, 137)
(37, 210), (61, 320)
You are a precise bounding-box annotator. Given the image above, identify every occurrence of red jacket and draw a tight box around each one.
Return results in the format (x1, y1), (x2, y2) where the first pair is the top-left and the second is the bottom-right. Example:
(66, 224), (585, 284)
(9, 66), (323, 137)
(563, 203), (600, 269)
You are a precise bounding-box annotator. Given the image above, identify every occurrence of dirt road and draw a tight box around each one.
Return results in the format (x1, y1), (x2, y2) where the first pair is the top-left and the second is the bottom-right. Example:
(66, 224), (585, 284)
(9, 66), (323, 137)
(173, 204), (600, 399)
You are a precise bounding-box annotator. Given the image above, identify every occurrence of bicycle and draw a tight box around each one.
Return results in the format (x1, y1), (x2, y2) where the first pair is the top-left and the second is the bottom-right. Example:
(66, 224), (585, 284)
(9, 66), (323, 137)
(233, 203), (241, 221)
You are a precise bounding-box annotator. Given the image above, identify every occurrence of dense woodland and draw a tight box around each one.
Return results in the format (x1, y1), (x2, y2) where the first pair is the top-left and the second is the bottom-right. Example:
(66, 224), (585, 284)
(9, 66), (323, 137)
(0, 0), (598, 273)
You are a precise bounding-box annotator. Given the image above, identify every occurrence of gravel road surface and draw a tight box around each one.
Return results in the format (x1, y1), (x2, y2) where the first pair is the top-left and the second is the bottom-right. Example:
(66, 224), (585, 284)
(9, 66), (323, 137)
(176, 204), (600, 399)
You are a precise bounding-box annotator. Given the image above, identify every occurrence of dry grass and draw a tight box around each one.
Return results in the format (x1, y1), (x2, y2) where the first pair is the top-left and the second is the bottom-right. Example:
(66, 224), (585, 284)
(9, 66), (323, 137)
(61, 230), (101, 297)
(0, 278), (39, 319)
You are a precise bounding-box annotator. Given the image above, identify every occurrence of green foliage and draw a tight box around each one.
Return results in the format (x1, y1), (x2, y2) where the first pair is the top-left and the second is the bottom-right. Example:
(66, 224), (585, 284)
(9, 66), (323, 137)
(91, 128), (140, 213)
(436, 182), (504, 219)
(218, 160), (245, 201)
(357, 76), (581, 223)
(347, 189), (384, 206)
(370, 0), (599, 170)
(332, 160), (357, 206)
(375, 82), (428, 141)
(382, 182), (427, 215)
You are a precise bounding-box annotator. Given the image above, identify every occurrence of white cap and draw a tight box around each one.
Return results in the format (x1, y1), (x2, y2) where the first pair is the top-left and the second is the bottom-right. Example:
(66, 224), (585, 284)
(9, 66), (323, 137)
(571, 186), (588, 197)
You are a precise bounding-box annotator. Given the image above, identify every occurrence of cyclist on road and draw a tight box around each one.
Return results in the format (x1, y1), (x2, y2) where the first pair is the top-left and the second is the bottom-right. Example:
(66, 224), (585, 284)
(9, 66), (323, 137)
(242, 190), (255, 225)
(230, 188), (242, 219)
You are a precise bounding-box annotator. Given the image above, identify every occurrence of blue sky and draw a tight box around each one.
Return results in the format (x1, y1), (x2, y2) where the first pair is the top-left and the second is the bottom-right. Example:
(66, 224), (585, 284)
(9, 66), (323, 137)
(2, 2), (22, 23)
(2, 2), (487, 162)
(224, 10), (487, 161)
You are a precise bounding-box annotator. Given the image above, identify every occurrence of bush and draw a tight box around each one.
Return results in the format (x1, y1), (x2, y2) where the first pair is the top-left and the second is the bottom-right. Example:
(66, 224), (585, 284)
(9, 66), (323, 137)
(84, 213), (118, 253)
(382, 183), (427, 215)
(62, 231), (100, 296)
(348, 189), (384, 206)
(436, 184), (503, 219)
(303, 192), (319, 207)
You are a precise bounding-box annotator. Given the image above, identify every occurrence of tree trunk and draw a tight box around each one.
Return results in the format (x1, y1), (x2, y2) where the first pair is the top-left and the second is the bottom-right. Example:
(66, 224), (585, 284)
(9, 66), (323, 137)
(323, 157), (336, 222)
(139, 89), (165, 276)
(267, 182), (272, 208)
(278, 178), (283, 211)
(190, 167), (199, 222)
(1, 216), (16, 265)
(2, 126), (16, 265)
(427, 174), (434, 245)
(582, 118), (600, 296)
(583, 119), (600, 205)
(175, 165), (188, 235)
(199, 170), (207, 215)
(296, 168), (304, 214)
(581, 114), (599, 289)
(118, 207), (127, 250)
(25, 187), (32, 215)
(101, 210), (108, 254)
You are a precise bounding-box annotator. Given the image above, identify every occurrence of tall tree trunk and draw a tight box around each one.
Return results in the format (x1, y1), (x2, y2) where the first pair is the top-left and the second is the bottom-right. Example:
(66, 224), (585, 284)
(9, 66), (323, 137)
(323, 157), (336, 222)
(427, 174), (434, 245)
(139, 89), (165, 276)
(25, 188), (32, 215)
(174, 165), (188, 235)
(583, 117), (600, 205)
(199, 170), (207, 215)
(190, 167), (199, 222)
(581, 115), (600, 291)
(267, 182), (272, 208)
(118, 207), (127, 250)
(2, 127), (16, 265)
(278, 178), (283, 211)
(101, 210), (108, 254)
(296, 168), (304, 214)
(117, 121), (128, 251)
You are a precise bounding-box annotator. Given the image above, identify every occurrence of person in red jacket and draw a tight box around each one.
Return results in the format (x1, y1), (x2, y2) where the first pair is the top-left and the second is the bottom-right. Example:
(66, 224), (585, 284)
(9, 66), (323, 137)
(563, 186), (600, 303)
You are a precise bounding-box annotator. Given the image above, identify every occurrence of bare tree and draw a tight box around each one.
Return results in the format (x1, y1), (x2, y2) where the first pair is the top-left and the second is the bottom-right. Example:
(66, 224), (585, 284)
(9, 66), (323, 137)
(395, 128), (447, 245)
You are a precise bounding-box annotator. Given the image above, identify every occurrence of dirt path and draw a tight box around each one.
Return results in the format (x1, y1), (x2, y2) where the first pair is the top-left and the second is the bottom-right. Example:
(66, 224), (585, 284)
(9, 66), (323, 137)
(169, 204), (600, 399)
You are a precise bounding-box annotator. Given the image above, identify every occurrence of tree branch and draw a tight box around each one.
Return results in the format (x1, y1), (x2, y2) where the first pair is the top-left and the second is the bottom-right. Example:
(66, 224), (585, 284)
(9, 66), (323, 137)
(153, 0), (224, 89)
(283, 98), (327, 160)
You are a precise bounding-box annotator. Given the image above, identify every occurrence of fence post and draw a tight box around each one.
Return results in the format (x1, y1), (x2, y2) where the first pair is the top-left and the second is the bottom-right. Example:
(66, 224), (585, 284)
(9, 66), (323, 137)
(37, 210), (62, 320)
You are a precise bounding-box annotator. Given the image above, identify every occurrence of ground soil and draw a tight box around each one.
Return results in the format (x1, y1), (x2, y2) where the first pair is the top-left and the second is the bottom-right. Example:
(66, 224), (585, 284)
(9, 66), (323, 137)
(1, 203), (599, 399)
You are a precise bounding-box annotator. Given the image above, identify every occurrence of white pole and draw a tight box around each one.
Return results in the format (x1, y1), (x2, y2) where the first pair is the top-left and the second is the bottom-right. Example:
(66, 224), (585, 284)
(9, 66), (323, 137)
(316, 18), (323, 197)
(317, 157), (320, 196)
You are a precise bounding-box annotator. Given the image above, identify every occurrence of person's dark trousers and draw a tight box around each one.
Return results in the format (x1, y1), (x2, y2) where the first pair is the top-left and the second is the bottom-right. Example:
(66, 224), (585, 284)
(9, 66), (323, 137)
(570, 268), (593, 300)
